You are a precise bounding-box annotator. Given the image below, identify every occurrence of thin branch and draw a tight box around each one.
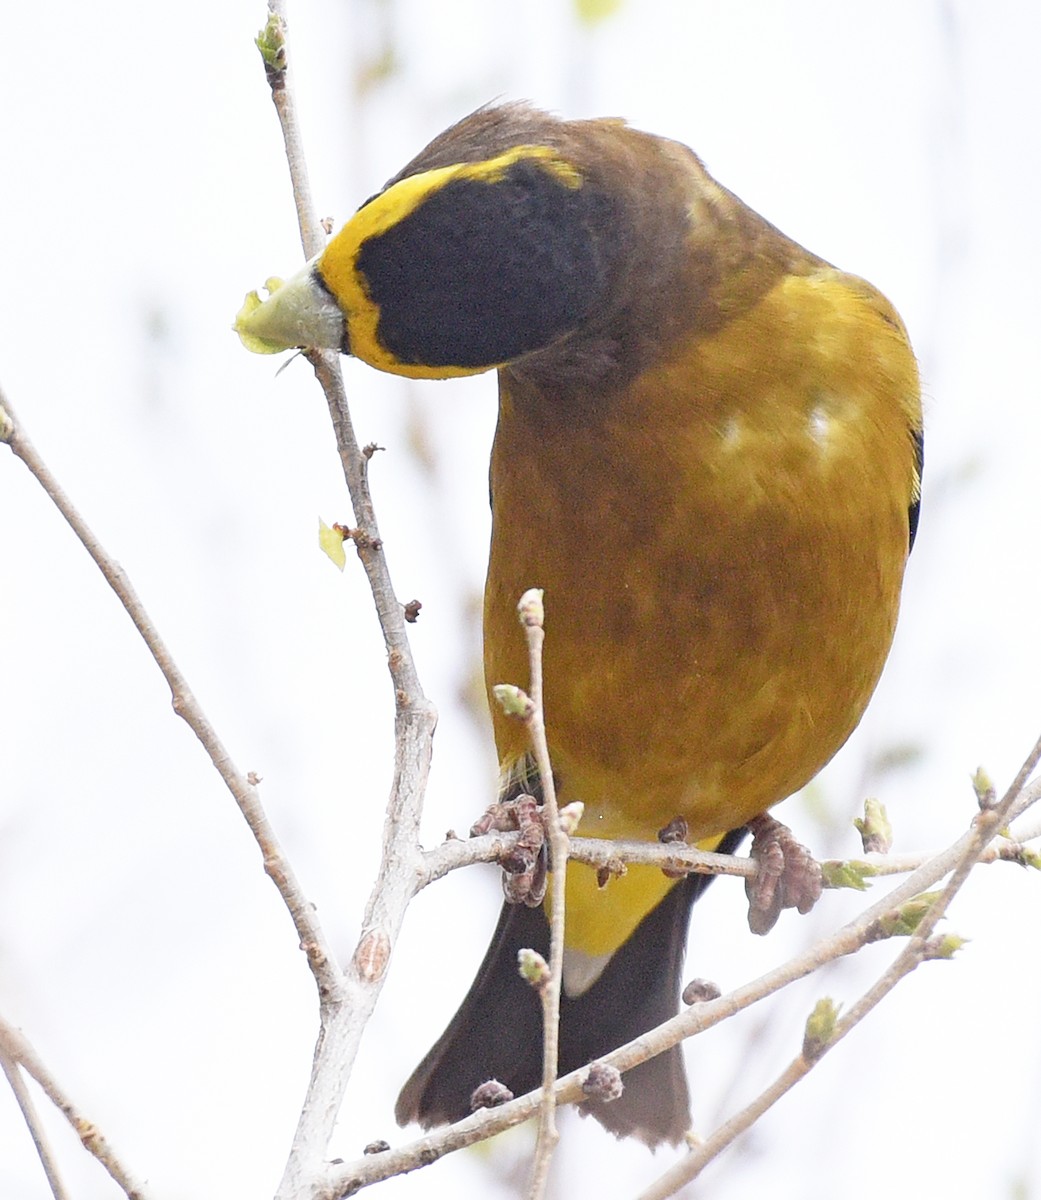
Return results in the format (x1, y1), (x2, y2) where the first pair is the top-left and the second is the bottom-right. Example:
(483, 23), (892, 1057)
(415, 818), (1041, 894)
(636, 1056), (811, 1200)
(417, 830), (755, 889)
(571, 837), (755, 880)
(255, 9), (438, 1197)
(1007, 770), (1041, 825)
(515, 590), (567, 1200)
(417, 831), (525, 885)
(0, 1016), (150, 1200)
(0, 1050), (70, 1200)
(322, 880), (866, 1196)
(0, 389), (342, 1003)
(261, 5), (323, 260)
(326, 751), (1041, 1195)
(636, 730), (1041, 1199)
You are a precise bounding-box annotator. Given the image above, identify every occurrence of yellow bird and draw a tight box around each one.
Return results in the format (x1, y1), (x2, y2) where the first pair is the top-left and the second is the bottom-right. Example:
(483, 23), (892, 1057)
(237, 102), (922, 1145)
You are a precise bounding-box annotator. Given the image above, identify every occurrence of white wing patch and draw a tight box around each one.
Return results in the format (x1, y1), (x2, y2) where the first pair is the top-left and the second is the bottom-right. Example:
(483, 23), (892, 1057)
(562, 947), (614, 997)
(808, 402), (832, 447)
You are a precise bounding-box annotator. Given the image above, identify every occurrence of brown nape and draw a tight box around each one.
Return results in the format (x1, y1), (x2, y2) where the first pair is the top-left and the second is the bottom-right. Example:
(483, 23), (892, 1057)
(395, 828), (747, 1146)
(383, 102), (823, 395)
(382, 101), (583, 183)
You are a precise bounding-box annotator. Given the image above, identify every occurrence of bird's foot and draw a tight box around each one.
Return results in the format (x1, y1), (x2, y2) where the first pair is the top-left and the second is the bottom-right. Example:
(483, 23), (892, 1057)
(470, 793), (547, 907)
(744, 813), (822, 935)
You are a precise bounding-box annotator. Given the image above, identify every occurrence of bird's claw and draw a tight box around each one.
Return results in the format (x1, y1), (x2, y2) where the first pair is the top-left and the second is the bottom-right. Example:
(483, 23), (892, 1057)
(744, 813), (822, 935)
(471, 793), (547, 907)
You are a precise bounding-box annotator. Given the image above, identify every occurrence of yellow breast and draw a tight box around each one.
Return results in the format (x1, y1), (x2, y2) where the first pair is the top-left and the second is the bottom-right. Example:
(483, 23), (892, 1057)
(484, 266), (920, 957)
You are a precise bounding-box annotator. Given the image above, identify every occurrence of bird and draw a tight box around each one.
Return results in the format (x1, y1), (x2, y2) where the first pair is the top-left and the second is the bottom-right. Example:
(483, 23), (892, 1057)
(236, 101), (923, 1146)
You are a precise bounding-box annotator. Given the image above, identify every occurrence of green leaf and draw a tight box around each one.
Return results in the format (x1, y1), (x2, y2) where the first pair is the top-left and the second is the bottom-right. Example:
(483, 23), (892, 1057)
(234, 280), (290, 355)
(318, 519), (347, 571)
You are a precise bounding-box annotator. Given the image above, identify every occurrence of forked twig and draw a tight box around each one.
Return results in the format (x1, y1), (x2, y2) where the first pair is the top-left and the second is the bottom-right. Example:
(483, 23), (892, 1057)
(636, 731), (1041, 1199)
(0, 1015), (150, 1200)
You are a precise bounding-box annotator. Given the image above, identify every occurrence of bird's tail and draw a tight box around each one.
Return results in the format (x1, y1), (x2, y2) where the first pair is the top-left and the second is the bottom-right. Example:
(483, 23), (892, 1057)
(395, 828), (745, 1146)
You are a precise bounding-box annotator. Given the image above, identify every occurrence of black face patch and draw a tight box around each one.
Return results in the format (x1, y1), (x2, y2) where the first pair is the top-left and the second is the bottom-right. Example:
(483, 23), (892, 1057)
(355, 156), (614, 368)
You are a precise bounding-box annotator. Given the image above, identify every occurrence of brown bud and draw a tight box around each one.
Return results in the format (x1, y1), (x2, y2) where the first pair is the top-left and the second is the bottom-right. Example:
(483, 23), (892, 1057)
(470, 1079), (514, 1111)
(582, 1062), (624, 1103)
(682, 978), (722, 1005)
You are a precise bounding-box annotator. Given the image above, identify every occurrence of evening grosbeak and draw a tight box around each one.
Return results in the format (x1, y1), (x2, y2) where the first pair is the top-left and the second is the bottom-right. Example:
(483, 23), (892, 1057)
(236, 102), (922, 1145)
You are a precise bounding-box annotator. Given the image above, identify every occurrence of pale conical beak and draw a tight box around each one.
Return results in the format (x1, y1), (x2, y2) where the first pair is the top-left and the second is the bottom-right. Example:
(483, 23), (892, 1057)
(234, 259), (346, 354)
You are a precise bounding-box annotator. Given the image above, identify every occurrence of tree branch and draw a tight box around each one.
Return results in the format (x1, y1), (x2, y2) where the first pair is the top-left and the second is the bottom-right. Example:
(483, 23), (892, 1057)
(326, 753), (1041, 1195)
(0, 1049), (70, 1200)
(0, 1015), (150, 1200)
(514, 590), (568, 1200)
(255, 8), (437, 1197)
(415, 819), (1040, 893)
(0, 389), (342, 1002)
(635, 730), (1041, 1198)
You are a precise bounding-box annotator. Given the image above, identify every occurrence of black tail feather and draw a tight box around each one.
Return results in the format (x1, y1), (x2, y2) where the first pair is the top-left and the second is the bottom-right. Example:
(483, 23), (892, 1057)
(395, 828), (747, 1145)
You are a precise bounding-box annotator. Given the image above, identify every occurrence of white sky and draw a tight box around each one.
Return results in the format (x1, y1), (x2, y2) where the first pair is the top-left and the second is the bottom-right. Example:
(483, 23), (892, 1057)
(3, 1), (1040, 1197)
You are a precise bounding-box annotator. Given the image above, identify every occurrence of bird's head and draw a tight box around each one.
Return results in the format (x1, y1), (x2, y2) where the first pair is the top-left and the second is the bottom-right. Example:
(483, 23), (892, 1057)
(235, 140), (613, 380)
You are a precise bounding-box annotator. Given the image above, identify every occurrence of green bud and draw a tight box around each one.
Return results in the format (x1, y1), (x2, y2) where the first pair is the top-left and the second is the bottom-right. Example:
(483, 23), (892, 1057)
(972, 766), (997, 810)
(821, 860), (877, 891)
(255, 14), (287, 76)
(853, 798), (892, 854)
(558, 801), (585, 835)
(803, 997), (840, 1061)
(492, 684), (535, 720)
(873, 891), (944, 939)
(517, 947), (550, 988)
(517, 588), (545, 628)
(923, 932), (968, 960)
(1020, 847), (1041, 871)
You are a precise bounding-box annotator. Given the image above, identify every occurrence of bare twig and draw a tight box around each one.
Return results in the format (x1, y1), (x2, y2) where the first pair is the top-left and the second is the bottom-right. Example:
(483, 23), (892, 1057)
(327, 757), (1041, 1194)
(259, 6), (323, 260)
(0, 1050), (70, 1200)
(321, 869), (874, 1196)
(513, 590), (567, 1200)
(0, 389), (342, 1001)
(254, 8), (437, 1197)
(571, 836), (754, 880)
(415, 818), (1040, 894)
(0, 1015), (150, 1200)
(636, 1056), (810, 1200)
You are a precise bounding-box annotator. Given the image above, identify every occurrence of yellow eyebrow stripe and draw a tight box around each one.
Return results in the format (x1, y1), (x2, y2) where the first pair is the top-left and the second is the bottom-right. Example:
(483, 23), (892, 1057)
(316, 146), (584, 378)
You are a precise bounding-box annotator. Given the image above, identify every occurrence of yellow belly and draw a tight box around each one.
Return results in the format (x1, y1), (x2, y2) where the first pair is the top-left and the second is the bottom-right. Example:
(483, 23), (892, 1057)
(484, 269), (920, 958)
